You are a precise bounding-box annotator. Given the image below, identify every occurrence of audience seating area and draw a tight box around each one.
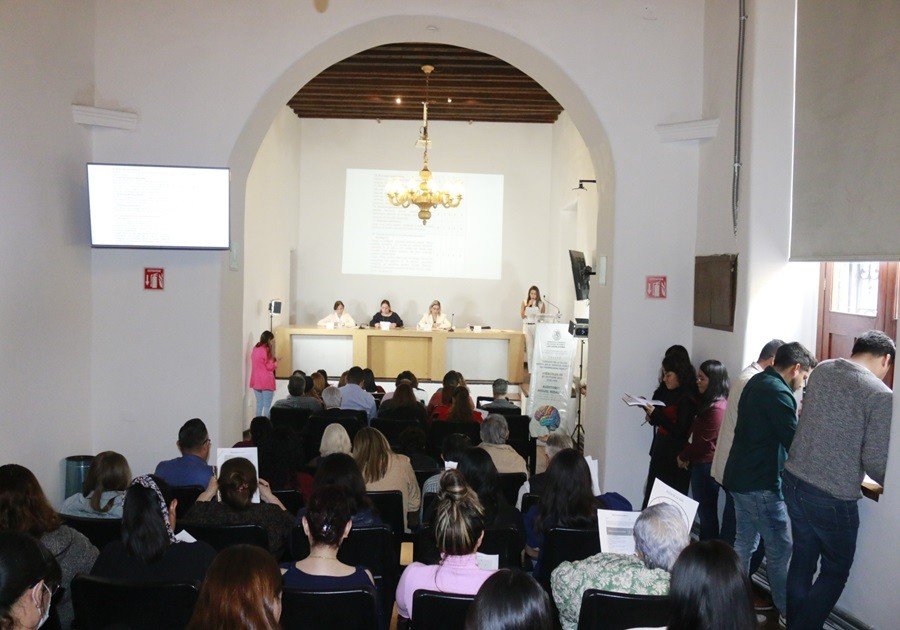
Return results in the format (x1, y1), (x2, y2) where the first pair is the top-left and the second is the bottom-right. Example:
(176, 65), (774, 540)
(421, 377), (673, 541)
(71, 575), (199, 629)
(576, 589), (672, 630)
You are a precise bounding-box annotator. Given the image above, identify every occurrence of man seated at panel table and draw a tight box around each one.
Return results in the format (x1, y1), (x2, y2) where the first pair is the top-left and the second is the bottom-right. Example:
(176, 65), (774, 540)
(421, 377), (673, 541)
(317, 300), (355, 328)
(417, 300), (452, 331)
(369, 299), (403, 329)
(481, 378), (520, 412)
(338, 366), (377, 422)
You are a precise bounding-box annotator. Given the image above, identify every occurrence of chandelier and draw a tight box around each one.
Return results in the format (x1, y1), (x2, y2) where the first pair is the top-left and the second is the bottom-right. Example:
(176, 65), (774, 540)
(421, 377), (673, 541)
(384, 65), (463, 225)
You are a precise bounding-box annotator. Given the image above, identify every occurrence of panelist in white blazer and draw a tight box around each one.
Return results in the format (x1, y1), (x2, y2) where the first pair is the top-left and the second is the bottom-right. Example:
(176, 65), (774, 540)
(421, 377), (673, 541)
(417, 300), (452, 331)
(317, 300), (356, 328)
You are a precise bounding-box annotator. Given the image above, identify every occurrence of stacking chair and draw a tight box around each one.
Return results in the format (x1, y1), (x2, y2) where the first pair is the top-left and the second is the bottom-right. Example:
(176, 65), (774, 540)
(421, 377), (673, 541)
(425, 422), (481, 458)
(521, 492), (541, 515)
(270, 406), (312, 433)
(372, 418), (419, 447)
(366, 490), (405, 537)
(414, 526), (522, 569)
(170, 486), (205, 520)
(414, 468), (439, 491)
(576, 589), (671, 630)
(536, 526), (602, 591)
(420, 492), (438, 528)
(503, 414), (532, 460)
(497, 473), (527, 507)
(71, 575), (199, 630)
(280, 586), (379, 630)
(409, 589), (475, 630)
(273, 489), (304, 516)
(181, 523), (268, 552)
(59, 515), (121, 550)
(475, 396), (494, 409)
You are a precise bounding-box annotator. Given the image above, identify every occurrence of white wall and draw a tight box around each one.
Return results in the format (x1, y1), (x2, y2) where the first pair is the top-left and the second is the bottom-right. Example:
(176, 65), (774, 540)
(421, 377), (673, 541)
(292, 117), (552, 331)
(0, 2), (95, 503)
(242, 106), (303, 421)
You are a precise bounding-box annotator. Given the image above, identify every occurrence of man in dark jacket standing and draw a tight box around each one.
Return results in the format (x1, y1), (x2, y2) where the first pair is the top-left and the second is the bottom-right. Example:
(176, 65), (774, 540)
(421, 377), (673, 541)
(724, 342), (817, 623)
(783, 330), (894, 628)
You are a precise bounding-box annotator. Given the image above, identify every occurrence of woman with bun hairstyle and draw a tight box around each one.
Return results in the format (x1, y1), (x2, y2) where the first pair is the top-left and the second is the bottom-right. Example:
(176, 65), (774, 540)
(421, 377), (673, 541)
(183, 457), (293, 558)
(187, 544), (283, 630)
(250, 331), (278, 417)
(395, 469), (495, 620)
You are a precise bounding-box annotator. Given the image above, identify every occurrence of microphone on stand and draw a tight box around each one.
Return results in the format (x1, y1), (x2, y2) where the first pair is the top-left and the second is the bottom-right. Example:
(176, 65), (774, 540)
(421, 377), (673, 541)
(449, 313), (455, 332)
(543, 294), (562, 320)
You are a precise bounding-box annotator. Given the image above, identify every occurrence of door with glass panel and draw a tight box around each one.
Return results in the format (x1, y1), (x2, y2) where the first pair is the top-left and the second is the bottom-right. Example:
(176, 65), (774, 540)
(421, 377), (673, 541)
(817, 262), (898, 387)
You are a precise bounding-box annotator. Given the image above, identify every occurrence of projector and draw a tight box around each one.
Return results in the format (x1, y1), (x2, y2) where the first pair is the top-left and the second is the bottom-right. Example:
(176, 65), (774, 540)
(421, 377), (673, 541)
(569, 318), (589, 338)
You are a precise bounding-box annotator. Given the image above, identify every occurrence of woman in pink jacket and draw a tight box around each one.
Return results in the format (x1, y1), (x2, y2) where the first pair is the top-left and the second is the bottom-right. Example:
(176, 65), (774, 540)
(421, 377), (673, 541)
(250, 331), (278, 417)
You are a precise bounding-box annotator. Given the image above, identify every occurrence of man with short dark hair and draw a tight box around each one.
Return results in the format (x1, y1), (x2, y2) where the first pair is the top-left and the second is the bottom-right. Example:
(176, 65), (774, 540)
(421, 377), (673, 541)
(784, 330), (894, 628)
(272, 374), (323, 413)
(420, 433), (472, 520)
(338, 365), (376, 422)
(724, 341), (817, 622)
(154, 417), (215, 487)
(482, 378), (520, 412)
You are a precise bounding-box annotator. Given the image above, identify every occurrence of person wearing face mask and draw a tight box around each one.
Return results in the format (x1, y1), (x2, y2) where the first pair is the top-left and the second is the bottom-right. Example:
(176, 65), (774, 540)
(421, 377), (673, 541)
(0, 531), (61, 630)
(723, 342), (817, 626)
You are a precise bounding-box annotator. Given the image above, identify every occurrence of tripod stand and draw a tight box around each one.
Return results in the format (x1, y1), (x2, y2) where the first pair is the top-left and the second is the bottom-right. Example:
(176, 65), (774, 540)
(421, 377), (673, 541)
(571, 338), (586, 453)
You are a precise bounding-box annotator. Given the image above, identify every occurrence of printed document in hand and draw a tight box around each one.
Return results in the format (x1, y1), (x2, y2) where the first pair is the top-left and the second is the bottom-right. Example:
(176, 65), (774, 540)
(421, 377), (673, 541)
(647, 479), (698, 533)
(476, 552), (499, 570)
(597, 509), (641, 555)
(216, 447), (260, 503)
(622, 393), (666, 407)
(584, 455), (601, 495)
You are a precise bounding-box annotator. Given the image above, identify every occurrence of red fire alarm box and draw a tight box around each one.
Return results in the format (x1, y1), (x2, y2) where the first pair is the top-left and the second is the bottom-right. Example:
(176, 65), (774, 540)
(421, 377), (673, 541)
(646, 275), (667, 299)
(144, 268), (164, 290)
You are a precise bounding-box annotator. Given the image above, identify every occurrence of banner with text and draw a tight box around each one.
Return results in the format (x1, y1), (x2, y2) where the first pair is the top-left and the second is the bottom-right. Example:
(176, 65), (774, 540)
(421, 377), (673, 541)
(527, 323), (577, 438)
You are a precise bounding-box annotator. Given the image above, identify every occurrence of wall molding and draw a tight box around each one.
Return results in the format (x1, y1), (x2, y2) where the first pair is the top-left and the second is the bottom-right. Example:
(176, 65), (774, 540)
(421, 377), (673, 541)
(655, 118), (719, 142)
(72, 105), (138, 130)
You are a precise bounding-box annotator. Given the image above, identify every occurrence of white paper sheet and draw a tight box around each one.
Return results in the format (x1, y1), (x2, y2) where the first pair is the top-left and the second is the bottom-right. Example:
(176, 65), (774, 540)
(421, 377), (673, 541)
(584, 455), (601, 495)
(597, 509), (641, 555)
(622, 393), (666, 407)
(476, 552), (499, 570)
(216, 447), (260, 503)
(647, 479), (698, 533)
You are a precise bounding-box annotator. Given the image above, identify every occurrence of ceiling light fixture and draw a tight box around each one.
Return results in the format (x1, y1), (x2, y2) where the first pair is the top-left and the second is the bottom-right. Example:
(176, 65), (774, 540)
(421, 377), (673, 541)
(384, 65), (463, 225)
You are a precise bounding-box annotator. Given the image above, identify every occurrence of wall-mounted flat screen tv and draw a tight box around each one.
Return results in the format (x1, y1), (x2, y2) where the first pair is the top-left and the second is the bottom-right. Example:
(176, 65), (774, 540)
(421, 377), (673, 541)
(88, 163), (230, 249)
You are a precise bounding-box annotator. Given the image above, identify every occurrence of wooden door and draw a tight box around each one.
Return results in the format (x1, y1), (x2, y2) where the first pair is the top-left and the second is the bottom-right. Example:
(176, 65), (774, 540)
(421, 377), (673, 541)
(817, 261), (898, 386)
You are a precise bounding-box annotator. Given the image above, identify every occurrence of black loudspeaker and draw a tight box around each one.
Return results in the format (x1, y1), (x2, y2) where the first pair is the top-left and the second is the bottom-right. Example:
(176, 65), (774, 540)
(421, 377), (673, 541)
(268, 300), (282, 315)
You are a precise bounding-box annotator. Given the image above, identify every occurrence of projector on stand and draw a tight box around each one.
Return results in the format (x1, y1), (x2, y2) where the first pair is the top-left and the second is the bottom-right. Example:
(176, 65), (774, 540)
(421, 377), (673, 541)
(568, 318), (589, 338)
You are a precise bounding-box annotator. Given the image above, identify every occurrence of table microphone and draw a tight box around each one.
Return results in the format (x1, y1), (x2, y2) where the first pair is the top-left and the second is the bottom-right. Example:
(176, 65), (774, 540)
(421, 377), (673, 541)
(543, 294), (562, 319)
(449, 313), (455, 331)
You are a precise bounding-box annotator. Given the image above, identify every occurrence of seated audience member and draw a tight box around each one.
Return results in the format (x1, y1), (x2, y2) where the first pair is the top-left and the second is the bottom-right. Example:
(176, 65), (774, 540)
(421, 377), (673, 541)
(466, 569), (553, 630)
(456, 448), (524, 536)
(427, 370), (462, 416)
(339, 366), (377, 422)
(316, 369), (329, 385)
(308, 423), (352, 468)
(317, 300), (355, 328)
(417, 300), (452, 331)
(438, 386), (483, 424)
(361, 368), (385, 394)
(0, 464), (97, 627)
(381, 370), (421, 404)
(478, 415), (527, 475)
(233, 415), (273, 448)
(321, 385), (342, 411)
(281, 486), (375, 590)
(551, 503), (689, 630)
(183, 457), (294, 558)
(523, 449), (631, 564)
(481, 379), (519, 412)
(369, 299), (403, 328)
(0, 531), (61, 630)
(516, 433), (574, 508)
(377, 383), (428, 424)
(668, 540), (756, 630)
(154, 417), (215, 488)
(310, 371), (327, 401)
(338, 371), (349, 387)
(396, 470), (495, 620)
(92, 475), (216, 584)
(187, 544), (283, 630)
(353, 428), (421, 531)
(60, 450), (131, 519)
(397, 426), (440, 471)
(273, 374), (323, 413)
(421, 433), (473, 516)
(297, 453), (382, 527)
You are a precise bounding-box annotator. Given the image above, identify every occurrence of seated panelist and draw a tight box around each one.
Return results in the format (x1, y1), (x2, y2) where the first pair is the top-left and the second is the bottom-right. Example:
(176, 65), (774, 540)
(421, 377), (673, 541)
(317, 300), (355, 328)
(370, 299), (403, 329)
(417, 300), (452, 331)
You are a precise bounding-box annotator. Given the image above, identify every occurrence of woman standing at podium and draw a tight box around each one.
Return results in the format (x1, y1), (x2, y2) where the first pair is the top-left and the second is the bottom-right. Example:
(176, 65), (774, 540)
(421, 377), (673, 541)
(369, 299), (403, 329)
(317, 300), (355, 328)
(520, 285), (545, 372)
(417, 300), (452, 330)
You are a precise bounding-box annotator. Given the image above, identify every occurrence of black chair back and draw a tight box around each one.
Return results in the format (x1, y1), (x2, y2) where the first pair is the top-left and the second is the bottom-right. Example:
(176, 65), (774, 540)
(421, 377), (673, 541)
(170, 486), (204, 520)
(576, 589), (672, 630)
(372, 418), (419, 446)
(366, 490), (404, 536)
(497, 473), (527, 507)
(425, 422), (481, 458)
(521, 492), (541, 515)
(420, 492), (438, 528)
(273, 489), (304, 516)
(414, 526), (523, 569)
(280, 586), (379, 630)
(270, 406), (312, 433)
(410, 589), (475, 630)
(71, 575), (199, 630)
(415, 468), (439, 491)
(59, 515), (121, 550)
(475, 396), (494, 409)
(536, 526), (602, 591)
(503, 415), (532, 462)
(182, 523), (268, 552)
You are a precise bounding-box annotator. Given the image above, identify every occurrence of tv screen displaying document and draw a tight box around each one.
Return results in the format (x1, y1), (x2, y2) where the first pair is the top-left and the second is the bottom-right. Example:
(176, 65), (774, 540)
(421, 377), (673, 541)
(88, 163), (230, 249)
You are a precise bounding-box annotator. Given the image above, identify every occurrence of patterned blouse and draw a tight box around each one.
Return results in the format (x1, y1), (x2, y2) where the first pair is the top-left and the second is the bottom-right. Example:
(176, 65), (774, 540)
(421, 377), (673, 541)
(550, 553), (670, 630)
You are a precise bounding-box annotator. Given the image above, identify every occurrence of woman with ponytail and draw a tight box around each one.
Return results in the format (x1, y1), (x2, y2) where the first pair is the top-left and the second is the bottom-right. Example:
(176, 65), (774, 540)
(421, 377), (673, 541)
(395, 469), (496, 620)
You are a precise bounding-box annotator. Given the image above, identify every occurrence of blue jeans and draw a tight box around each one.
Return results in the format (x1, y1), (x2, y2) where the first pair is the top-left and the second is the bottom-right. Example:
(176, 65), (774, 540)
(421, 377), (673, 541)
(783, 471), (859, 629)
(691, 462), (719, 540)
(732, 489), (792, 613)
(254, 389), (274, 417)
(722, 490), (767, 575)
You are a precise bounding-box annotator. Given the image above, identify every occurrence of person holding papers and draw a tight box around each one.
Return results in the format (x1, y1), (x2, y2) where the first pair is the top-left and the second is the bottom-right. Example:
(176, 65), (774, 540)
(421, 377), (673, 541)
(317, 300), (355, 328)
(551, 503), (688, 630)
(417, 300), (452, 330)
(369, 299), (403, 328)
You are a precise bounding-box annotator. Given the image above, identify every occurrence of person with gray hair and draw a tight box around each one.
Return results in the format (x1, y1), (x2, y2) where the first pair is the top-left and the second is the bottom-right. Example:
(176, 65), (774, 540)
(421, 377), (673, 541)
(515, 432), (574, 508)
(477, 414), (527, 475)
(551, 502), (688, 630)
(272, 374), (323, 413)
(482, 378), (520, 411)
(321, 385), (342, 410)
